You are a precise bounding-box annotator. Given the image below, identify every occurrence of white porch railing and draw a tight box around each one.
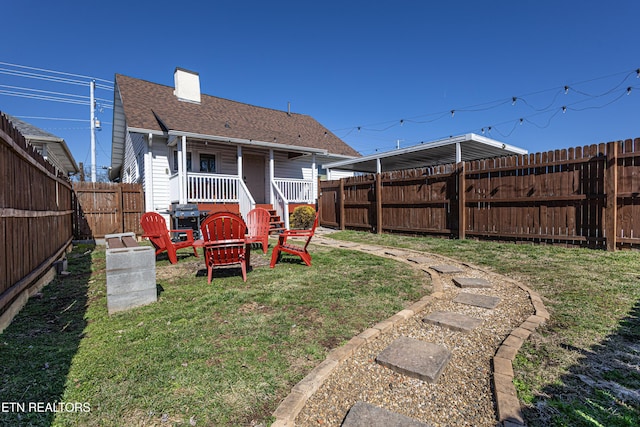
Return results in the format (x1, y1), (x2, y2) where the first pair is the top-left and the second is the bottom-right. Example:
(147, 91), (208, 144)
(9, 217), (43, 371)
(170, 172), (255, 217)
(169, 174), (313, 226)
(237, 179), (256, 218)
(273, 178), (314, 203)
(271, 181), (290, 230)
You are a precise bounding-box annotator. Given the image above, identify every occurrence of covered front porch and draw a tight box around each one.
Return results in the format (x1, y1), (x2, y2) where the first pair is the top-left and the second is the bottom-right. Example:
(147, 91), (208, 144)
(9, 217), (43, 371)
(167, 134), (321, 229)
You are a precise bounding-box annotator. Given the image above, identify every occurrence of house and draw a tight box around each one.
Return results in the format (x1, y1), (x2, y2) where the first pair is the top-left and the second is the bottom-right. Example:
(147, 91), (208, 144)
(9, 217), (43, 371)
(4, 114), (79, 176)
(110, 68), (359, 228)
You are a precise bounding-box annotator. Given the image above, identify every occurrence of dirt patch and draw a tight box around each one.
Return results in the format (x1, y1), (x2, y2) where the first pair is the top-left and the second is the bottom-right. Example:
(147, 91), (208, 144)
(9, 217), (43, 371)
(155, 247), (272, 281)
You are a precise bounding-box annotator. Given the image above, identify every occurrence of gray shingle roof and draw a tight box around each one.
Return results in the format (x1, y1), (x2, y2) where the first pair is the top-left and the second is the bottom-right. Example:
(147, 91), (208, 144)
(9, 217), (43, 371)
(4, 114), (79, 174)
(115, 74), (360, 157)
(5, 114), (63, 141)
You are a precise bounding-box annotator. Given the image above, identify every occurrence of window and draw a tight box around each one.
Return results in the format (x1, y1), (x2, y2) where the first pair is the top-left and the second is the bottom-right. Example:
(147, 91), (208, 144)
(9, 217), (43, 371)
(172, 151), (192, 172)
(200, 154), (216, 173)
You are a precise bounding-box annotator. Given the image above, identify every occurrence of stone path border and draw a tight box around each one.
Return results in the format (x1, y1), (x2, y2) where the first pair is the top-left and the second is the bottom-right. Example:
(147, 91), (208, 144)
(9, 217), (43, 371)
(271, 231), (549, 427)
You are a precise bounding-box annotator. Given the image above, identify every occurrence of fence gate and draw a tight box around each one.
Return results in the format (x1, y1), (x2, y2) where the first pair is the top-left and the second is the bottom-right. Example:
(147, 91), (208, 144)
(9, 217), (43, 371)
(72, 182), (144, 239)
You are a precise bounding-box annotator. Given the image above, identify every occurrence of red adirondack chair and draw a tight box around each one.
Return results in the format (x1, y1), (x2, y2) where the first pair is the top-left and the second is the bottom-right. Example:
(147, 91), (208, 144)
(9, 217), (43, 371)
(200, 212), (248, 283)
(140, 212), (198, 264)
(270, 213), (319, 268)
(245, 207), (271, 254)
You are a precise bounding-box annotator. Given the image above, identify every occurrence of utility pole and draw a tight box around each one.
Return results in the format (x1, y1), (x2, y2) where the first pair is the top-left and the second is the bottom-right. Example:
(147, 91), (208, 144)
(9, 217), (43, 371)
(90, 80), (96, 182)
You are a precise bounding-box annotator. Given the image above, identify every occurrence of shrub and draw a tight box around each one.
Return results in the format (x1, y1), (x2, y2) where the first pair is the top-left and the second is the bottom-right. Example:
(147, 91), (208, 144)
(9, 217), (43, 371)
(289, 205), (316, 229)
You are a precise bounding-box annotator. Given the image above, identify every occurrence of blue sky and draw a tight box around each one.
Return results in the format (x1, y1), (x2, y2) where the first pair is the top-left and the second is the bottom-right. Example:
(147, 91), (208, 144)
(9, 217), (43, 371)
(2, 1), (639, 173)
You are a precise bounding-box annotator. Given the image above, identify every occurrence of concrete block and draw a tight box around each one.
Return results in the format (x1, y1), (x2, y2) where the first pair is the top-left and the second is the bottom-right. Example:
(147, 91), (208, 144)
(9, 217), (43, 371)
(272, 390), (306, 423)
(292, 359), (338, 397)
(495, 345), (518, 361)
(106, 245), (156, 314)
(492, 356), (514, 377)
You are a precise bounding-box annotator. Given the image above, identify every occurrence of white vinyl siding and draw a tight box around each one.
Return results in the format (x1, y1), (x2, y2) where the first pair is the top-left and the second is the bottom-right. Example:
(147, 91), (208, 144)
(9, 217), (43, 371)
(150, 137), (171, 211)
(274, 152), (308, 179)
(122, 132), (146, 183)
(327, 169), (354, 180)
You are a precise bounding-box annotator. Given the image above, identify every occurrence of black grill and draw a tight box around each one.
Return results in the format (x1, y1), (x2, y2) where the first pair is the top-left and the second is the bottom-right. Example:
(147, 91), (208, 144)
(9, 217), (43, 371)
(169, 204), (206, 240)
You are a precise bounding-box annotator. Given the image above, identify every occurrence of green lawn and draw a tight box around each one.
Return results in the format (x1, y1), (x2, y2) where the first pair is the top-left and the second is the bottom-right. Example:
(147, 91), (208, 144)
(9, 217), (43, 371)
(1, 232), (639, 426)
(0, 240), (426, 426)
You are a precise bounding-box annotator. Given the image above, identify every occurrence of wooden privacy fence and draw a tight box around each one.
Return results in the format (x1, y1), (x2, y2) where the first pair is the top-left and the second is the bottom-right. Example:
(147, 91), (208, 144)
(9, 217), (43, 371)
(72, 182), (144, 240)
(0, 113), (73, 317)
(319, 139), (640, 250)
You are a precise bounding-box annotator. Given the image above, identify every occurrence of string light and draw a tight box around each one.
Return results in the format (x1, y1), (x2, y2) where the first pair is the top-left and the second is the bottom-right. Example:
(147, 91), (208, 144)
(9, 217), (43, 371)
(334, 67), (638, 143)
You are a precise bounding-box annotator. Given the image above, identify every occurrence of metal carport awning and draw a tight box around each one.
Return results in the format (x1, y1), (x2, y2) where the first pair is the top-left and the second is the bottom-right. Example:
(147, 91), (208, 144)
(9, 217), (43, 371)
(322, 133), (528, 176)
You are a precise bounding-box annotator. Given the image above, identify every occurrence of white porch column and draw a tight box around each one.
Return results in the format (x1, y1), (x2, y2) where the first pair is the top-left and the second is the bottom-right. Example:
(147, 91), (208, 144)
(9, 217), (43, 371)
(311, 153), (317, 201)
(237, 145), (243, 180)
(144, 133), (154, 211)
(179, 135), (187, 204)
(269, 149), (275, 204)
(376, 157), (382, 174)
(455, 142), (462, 163)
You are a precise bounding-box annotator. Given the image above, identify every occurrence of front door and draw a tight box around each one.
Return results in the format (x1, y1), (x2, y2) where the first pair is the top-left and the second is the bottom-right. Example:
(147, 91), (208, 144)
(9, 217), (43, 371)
(243, 154), (266, 204)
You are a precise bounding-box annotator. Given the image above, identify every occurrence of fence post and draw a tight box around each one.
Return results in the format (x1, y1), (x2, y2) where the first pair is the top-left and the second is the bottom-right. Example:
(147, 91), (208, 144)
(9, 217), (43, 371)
(458, 162), (466, 240)
(376, 173), (383, 234)
(118, 184), (124, 234)
(339, 178), (345, 230)
(605, 141), (618, 251)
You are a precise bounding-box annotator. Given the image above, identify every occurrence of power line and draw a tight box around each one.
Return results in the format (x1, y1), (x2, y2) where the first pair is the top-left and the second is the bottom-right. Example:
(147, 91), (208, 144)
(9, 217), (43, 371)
(15, 116), (89, 122)
(0, 61), (112, 85)
(0, 84), (113, 107)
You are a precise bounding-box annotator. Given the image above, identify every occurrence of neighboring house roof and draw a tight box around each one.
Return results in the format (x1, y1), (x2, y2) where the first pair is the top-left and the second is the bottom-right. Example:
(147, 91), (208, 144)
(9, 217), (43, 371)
(111, 73), (360, 177)
(4, 114), (79, 175)
(323, 133), (528, 173)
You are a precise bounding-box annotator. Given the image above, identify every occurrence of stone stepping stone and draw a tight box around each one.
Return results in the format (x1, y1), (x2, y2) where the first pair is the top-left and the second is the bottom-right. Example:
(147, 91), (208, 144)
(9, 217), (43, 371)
(423, 311), (483, 333)
(384, 249), (405, 257)
(359, 246), (380, 252)
(338, 242), (359, 248)
(376, 337), (451, 383)
(430, 264), (464, 274)
(453, 277), (493, 288)
(454, 292), (500, 309)
(407, 256), (434, 265)
(342, 401), (431, 427)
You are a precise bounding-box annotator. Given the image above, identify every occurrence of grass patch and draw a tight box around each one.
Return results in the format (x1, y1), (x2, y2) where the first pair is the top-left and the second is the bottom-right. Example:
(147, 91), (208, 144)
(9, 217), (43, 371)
(3, 231), (639, 426)
(0, 241), (426, 426)
(327, 230), (640, 427)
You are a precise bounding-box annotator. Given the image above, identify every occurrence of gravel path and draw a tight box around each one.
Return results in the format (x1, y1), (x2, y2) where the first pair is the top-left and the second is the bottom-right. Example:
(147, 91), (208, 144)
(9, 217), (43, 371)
(274, 231), (539, 427)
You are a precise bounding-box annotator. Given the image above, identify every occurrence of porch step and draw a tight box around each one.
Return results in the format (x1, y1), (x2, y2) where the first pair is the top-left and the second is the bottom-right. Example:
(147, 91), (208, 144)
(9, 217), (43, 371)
(268, 209), (285, 234)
